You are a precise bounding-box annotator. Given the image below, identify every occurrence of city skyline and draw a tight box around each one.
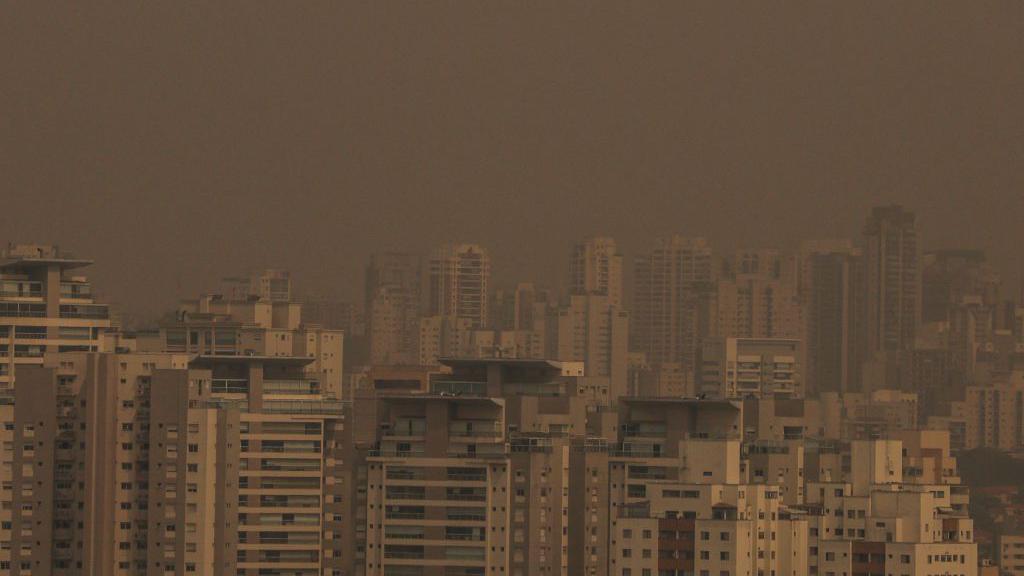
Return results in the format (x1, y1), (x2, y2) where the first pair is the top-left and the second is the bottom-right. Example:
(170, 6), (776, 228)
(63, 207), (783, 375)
(4, 212), (1018, 329)
(2, 3), (1023, 319)
(2, 3), (1023, 575)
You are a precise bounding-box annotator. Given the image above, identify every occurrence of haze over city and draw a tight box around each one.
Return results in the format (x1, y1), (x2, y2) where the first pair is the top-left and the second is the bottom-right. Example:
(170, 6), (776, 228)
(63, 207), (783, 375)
(2, 2), (1022, 321)
(3, 3), (1024, 576)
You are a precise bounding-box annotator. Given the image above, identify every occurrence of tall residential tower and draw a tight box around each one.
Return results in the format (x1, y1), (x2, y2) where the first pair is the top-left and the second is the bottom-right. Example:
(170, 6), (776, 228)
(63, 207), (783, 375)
(427, 244), (490, 329)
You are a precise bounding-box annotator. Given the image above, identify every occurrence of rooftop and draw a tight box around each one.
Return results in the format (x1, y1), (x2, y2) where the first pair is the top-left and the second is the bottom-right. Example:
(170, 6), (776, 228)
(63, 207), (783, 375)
(0, 244), (93, 272)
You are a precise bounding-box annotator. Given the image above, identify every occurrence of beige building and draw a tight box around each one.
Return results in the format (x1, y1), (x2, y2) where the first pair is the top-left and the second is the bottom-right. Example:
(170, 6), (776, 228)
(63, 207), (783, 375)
(365, 252), (421, 367)
(698, 337), (803, 399)
(631, 236), (715, 373)
(137, 291), (344, 399)
(572, 397), (810, 576)
(362, 358), (588, 576)
(826, 389), (919, 440)
(427, 244), (490, 330)
(5, 351), (349, 576)
(549, 294), (629, 404)
(944, 375), (1024, 450)
(418, 315), (474, 366)
(999, 534), (1024, 576)
(570, 237), (623, 309)
(0, 244), (112, 394)
(806, 434), (976, 576)
(863, 205), (921, 356)
(9, 352), (189, 576)
(469, 328), (545, 360)
(799, 241), (865, 396)
(1, 397), (15, 572)
(713, 249), (804, 345)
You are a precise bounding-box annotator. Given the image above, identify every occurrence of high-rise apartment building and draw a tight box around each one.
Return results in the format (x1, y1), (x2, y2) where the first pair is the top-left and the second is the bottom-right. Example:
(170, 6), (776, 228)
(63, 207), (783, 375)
(427, 244), (490, 329)
(365, 252), (421, 366)
(136, 288), (344, 399)
(713, 249), (803, 342)
(697, 337), (803, 399)
(570, 237), (623, 308)
(806, 435), (976, 576)
(418, 315), (474, 365)
(945, 375), (1024, 450)
(7, 350), (348, 576)
(0, 244), (112, 394)
(863, 205), (921, 355)
(491, 283), (547, 332)
(9, 352), (189, 576)
(222, 269), (293, 302)
(362, 358), (588, 576)
(572, 397), (811, 576)
(632, 236), (715, 373)
(998, 534), (1024, 576)
(801, 242), (865, 395)
(549, 294), (629, 403)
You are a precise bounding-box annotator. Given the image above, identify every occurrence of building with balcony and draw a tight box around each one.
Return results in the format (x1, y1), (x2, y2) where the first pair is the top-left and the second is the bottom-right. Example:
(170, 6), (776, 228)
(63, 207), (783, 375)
(135, 289), (344, 399)
(571, 397), (810, 576)
(3, 351), (348, 576)
(8, 352), (189, 576)
(0, 244), (112, 395)
(698, 337), (803, 399)
(362, 357), (589, 576)
(804, 436), (976, 576)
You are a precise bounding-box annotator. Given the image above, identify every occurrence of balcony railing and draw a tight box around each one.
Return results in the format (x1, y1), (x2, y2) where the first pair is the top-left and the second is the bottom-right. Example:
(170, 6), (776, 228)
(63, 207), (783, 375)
(261, 400), (344, 415)
(263, 380), (322, 395)
(59, 305), (109, 319)
(212, 378), (250, 394)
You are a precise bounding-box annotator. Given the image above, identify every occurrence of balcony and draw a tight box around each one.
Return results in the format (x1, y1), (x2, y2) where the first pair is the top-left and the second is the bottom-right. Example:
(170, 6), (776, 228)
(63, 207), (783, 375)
(59, 282), (92, 299)
(262, 400), (344, 415)
(59, 304), (109, 319)
(431, 380), (488, 396)
(369, 448), (427, 458)
(448, 427), (502, 438)
(0, 281), (43, 299)
(211, 378), (250, 395)
(446, 444), (508, 459)
(621, 424), (667, 438)
(263, 379), (322, 396)
(0, 302), (46, 317)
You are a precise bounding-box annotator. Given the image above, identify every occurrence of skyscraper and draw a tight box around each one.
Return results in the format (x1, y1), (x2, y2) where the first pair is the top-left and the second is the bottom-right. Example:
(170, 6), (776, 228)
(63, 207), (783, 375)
(569, 237), (623, 308)
(549, 293), (630, 402)
(631, 236), (715, 371)
(863, 205), (921, 355)
(427, 243), (490, 329)
(801, 241), (865, 394)
(365, 252), (421, 366)
(713, 249), (803, 341)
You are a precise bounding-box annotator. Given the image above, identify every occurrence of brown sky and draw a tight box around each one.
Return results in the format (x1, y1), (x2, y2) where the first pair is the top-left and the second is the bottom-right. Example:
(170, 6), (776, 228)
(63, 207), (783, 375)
(2, 2), (1022, 321)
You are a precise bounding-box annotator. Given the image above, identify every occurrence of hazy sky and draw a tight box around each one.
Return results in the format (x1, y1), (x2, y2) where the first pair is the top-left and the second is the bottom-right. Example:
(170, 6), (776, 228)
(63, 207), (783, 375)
(2, 2), (1022, 321)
